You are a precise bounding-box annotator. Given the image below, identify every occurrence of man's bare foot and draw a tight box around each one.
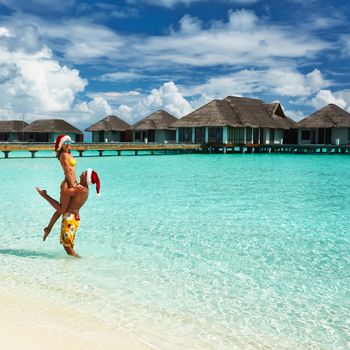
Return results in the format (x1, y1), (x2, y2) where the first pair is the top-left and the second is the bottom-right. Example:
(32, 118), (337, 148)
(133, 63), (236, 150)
(64, 246), (81, 258)
(35, 187), (47, 197)
(43, 227), (50, 241)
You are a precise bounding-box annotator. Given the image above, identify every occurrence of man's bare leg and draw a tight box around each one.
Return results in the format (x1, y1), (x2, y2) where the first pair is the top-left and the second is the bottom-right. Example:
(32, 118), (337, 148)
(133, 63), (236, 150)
(64, 246), (81, 258)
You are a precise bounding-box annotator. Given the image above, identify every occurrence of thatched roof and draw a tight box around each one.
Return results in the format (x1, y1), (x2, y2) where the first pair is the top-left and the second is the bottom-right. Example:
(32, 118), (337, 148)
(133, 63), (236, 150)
(297, 104), (350, 128)
(132, 110), (178, 131)
(85, 115), (130, 132)
(262, 102), (296, 129)
(23, 119), (82, 133)
(172, 96), (296, 129)
(0, 120), (28, 132)
(171, 99), (236, 127)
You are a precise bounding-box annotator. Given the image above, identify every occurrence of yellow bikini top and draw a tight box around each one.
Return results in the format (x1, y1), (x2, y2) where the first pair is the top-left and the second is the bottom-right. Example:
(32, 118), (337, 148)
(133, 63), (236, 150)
(69, 157), (76, 166)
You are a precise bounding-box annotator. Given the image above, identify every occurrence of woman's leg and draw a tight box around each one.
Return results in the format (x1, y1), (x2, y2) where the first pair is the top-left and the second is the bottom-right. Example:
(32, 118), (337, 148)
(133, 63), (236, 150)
(36, 182), (72, 240)
(44, 190), (72, 239)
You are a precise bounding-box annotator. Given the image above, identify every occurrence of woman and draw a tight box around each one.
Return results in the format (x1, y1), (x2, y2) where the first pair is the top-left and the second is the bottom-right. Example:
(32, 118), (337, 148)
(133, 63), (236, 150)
(43, 134), (81, 241)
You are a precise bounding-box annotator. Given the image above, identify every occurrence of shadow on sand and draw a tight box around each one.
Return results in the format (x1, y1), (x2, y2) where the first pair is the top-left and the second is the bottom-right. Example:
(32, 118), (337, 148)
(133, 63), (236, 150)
(0, 248), (59, 259)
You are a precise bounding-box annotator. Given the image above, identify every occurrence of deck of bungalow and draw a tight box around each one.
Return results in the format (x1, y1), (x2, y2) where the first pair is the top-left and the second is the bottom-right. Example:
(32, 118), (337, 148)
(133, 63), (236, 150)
(206, 143), (350, 154)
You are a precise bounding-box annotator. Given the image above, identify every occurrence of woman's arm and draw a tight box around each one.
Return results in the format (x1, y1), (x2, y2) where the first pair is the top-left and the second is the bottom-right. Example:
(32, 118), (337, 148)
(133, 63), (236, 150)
(60, 153), (76, 188)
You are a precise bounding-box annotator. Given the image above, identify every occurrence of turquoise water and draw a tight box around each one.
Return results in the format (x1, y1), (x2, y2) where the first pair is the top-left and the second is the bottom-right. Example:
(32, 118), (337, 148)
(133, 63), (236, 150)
(0, 153), (349, 349)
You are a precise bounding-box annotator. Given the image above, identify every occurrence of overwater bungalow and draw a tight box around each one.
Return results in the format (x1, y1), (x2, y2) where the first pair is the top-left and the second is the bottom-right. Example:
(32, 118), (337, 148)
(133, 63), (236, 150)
(85, 115), (132, 142)
(23, 119), (83, 142)
(297, 104), (350, 145)
(0, 120), (29, 141)
(172, 96), (296, 144)
(132, 110), (177, 143)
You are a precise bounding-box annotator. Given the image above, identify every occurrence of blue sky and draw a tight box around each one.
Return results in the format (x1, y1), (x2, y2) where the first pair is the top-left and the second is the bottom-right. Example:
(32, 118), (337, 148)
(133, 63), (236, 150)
(0, 0), (349, 129)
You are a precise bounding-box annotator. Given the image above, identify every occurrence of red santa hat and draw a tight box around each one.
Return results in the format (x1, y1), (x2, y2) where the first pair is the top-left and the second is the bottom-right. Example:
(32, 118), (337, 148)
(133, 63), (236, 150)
(55, 134), (71, 152)
(86, 168), (101, 196)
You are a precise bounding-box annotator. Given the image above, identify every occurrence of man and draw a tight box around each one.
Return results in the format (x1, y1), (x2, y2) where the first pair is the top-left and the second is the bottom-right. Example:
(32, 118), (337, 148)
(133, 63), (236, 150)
(36, 169), (101, 258)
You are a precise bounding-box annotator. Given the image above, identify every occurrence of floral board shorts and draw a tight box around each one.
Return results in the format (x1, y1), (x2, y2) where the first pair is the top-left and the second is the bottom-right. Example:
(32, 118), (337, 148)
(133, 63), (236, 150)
(60, 213), (80, 248)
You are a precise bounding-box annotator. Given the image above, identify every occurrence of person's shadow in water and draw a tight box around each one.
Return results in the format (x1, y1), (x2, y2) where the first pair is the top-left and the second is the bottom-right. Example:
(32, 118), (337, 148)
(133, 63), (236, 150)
(0, 248), (59, 259)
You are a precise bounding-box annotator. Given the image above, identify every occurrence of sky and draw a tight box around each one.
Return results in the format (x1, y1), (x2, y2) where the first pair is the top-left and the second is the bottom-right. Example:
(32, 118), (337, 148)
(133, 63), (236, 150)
(0, 0), (349, 130)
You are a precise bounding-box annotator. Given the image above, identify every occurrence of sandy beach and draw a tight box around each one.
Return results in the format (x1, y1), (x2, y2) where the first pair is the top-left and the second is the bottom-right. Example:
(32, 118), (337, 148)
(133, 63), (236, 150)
(0, 287), (151, 350)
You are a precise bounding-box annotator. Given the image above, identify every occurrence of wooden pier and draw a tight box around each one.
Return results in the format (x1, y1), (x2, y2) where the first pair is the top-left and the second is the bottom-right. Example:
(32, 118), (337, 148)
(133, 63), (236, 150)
(0, 142), (349, 158)
(0, 142), (203, 158)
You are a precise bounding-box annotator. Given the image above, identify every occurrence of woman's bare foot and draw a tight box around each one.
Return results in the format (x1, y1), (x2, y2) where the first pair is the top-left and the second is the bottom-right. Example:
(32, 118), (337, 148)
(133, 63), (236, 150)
(43, 227), (51, 241)
(35, 187), (47, 197)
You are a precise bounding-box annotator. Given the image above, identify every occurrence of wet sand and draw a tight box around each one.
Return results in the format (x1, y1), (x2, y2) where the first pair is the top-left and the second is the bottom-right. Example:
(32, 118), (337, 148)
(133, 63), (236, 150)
(0, 287), (151, 350)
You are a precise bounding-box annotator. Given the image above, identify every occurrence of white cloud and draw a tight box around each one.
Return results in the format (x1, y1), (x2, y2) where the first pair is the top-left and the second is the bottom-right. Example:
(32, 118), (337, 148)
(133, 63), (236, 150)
(178, 14), (202, 35)
(183, 68), (330, 100)
(117, 104), (134, 123)
(87, 91), (142, 106)
(0, 0), (75, 12)
(341, 35), (350, 55)
(97, 72), (145, 82)
(3, 10), (328, 68)
(227, 9), (258, 30)
(284, 109), (306, 121)
(76, 96), (112, 114)
(312, 90), (347, 110)
(0, 26), (10, 37)
(72, 82), (192, 125)
(88, 91), (141, 100)
(131, 0), (258, 8)
(128, 11), (328, 68)
(117, 81), (193, 121)
(0, 26), (87, 121)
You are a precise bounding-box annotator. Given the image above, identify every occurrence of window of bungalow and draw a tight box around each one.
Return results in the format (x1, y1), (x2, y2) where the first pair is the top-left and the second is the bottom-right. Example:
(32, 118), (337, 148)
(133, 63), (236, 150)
(269, 129), (275, 143)
(227, 127), (233, 143)
(208, 127), (223, 143)
(228, 127), (241, 143)
(301, 130), (311, 141)
(195, 127), (205, 143)
(232, 128), (244, 143)
(135, 131), (141, 141)
(246, 127), (252, 143)
(0, 132), (7, 141)
(148, 130), (155, 142)
(179, 128), (192, 143)
(348, 128), (350, 143)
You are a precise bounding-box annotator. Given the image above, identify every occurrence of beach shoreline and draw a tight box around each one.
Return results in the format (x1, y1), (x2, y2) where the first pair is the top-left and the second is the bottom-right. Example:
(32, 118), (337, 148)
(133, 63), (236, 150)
(0, 286), (151, 350)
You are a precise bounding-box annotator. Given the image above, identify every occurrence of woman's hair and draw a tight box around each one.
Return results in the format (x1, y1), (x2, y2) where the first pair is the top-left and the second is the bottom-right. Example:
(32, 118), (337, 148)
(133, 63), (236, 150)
(56, 149), (63, 160)
(56, 148), (71, 159)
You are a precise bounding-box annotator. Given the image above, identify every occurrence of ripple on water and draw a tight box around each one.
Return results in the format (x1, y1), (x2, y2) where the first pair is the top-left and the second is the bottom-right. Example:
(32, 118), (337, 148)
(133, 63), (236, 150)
(0, 154), (349, 349)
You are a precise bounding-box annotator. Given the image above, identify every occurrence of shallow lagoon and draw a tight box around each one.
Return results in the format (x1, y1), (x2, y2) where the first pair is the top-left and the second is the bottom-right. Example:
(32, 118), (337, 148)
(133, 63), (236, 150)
(0, 153), (349, 349)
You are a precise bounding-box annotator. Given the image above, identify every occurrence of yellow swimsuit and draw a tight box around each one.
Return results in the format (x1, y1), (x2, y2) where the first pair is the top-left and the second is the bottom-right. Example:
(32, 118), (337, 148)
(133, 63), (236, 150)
(69, 157), (76, 166)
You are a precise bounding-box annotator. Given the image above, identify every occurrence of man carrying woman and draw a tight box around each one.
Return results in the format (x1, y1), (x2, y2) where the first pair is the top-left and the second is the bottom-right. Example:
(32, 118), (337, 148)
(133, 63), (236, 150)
(36, 134), (100, 257)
